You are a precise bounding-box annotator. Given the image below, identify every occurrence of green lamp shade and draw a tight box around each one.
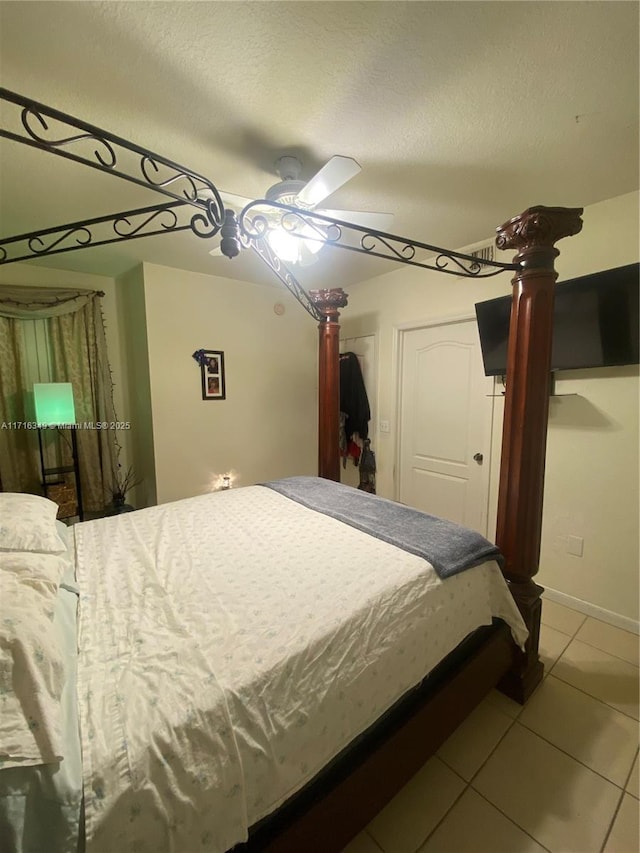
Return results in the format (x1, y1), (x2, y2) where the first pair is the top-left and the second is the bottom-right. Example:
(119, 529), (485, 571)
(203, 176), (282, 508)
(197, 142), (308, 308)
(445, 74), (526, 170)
(33, 383), (76, 426)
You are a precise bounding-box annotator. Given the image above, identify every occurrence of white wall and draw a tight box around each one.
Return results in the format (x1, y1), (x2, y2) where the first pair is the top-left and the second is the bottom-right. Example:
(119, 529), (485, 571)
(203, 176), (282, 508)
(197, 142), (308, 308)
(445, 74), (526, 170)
(536, 193), (639, 627)
(140, 264), (318, 504)
(341, 192), (639, 625)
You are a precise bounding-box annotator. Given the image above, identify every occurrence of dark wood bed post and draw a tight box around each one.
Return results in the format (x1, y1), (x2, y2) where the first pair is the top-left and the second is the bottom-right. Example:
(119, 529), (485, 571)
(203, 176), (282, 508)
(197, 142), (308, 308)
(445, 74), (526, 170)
(494, 205), (583, 703)
(309, 287), (349, 481)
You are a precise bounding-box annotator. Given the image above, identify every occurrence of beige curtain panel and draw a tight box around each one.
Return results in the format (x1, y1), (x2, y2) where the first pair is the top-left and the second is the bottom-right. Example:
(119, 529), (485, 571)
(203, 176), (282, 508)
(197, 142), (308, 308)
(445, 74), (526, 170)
(0, 285), (118, 511)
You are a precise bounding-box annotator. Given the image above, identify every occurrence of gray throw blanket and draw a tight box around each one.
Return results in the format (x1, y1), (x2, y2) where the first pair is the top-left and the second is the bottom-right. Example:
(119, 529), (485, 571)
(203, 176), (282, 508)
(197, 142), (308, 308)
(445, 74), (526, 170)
(262, 476), (505, 579)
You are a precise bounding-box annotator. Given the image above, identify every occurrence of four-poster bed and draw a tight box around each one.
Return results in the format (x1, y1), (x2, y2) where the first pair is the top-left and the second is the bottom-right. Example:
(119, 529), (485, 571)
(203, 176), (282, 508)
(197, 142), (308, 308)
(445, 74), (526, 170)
(0, 88), (583, 852)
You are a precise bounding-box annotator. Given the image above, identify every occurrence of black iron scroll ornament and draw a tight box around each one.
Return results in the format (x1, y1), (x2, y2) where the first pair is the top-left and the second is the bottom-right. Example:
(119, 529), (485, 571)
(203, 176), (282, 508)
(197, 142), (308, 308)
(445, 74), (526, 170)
(0, 87), (225, 236)
(0, 88), (518, 321)
(0, 201), (198, 265)
(237, 200), (519, 279)
(250, 237), (323, 322)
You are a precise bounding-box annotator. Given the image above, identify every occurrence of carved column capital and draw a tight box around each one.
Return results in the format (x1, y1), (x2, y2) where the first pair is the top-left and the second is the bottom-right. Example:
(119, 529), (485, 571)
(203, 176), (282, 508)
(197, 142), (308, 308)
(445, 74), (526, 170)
(496, 206), (583, 268)
(309, 288), (349, 321)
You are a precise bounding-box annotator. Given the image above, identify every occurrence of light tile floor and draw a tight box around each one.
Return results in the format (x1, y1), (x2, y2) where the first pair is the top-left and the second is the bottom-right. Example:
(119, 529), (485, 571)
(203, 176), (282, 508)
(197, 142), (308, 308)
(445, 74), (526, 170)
(343, 599), (639, 853)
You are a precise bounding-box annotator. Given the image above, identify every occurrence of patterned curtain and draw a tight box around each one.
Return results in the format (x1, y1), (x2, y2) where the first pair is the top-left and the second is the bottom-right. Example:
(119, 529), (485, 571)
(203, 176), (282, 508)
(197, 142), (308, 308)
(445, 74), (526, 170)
(49, 301), (118, 511)
(0, 286), (118, 511)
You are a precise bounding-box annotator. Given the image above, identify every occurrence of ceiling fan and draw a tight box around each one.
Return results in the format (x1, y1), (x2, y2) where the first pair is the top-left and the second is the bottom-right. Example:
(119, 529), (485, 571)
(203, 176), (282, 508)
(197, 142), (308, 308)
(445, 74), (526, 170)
(207, 155), (393, 265)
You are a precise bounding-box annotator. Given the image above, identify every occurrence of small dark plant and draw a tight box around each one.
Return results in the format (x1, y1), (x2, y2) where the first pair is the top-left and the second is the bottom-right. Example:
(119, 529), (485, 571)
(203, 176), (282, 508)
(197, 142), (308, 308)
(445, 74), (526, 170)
(109, 465), (142, 506)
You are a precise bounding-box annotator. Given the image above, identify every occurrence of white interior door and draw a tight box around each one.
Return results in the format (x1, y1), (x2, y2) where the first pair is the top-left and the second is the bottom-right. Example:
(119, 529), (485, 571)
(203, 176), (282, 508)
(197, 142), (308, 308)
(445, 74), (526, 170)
(398, 319), (492, 534)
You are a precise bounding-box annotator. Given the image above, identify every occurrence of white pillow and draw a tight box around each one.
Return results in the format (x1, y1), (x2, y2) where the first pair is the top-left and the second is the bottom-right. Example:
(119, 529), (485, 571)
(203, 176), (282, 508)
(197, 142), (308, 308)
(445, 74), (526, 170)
(0, 493), (67, 554)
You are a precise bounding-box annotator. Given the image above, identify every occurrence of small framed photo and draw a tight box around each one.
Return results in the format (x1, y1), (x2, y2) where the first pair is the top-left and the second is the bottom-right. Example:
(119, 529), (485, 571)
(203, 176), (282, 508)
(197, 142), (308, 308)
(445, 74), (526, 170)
(201, 350), (226, 400)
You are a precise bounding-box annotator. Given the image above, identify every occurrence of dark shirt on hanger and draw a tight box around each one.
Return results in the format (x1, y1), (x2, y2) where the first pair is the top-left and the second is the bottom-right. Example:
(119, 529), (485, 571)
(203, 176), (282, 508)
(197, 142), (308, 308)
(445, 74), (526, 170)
(339, 352), (370, 441)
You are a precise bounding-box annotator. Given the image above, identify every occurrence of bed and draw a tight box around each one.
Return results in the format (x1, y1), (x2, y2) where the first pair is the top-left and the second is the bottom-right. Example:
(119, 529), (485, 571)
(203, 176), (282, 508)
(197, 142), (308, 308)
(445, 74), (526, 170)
(1, 480), (528, 853)
(0, 88), (585, 851)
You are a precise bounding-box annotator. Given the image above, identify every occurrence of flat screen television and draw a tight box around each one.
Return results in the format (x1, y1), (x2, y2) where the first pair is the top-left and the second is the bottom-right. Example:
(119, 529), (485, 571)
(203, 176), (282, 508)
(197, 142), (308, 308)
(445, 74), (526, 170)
(475, 263), (639, 376)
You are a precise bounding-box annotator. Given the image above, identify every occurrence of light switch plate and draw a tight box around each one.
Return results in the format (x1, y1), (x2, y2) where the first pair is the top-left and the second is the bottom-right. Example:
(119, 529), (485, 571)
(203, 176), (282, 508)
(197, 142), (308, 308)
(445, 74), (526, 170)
(567, 535), (584, 557)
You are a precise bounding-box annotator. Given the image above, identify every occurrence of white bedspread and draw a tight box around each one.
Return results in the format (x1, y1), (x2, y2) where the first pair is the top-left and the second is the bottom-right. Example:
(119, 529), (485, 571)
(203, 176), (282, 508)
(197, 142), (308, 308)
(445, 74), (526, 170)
(74, 485), (527, 853)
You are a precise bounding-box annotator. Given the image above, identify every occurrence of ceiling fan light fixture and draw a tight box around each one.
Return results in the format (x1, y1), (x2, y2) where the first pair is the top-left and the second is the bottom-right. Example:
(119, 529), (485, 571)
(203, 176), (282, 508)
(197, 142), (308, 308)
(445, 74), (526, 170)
(267, 221), (326, 264)
(267, 228), (299, 263)
(211, 153), (387, 264)
(265, 179), (306, 206)
(301, 223), (325, 254)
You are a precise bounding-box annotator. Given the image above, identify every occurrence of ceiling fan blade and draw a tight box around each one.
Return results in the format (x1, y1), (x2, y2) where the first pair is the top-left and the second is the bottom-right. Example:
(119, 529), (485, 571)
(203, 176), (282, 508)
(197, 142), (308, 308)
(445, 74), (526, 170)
(198, 189), (254, 211)
(295, 156), (361, 209)
(319, 209), (394, 231)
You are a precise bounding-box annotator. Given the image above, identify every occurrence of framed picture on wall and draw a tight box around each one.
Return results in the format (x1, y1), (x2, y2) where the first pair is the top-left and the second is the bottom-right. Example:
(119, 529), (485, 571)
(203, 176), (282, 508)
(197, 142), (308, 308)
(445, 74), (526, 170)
(200, 350), (226, 400)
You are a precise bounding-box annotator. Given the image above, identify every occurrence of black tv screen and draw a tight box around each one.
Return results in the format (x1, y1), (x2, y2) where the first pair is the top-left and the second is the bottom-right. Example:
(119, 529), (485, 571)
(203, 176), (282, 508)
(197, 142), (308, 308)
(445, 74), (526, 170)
(475, 263), (640, 376)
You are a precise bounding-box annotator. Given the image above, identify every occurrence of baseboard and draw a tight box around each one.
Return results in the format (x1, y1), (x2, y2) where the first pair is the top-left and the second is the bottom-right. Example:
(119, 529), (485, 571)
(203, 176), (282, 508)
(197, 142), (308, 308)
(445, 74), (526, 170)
(542, 587), (640, 636)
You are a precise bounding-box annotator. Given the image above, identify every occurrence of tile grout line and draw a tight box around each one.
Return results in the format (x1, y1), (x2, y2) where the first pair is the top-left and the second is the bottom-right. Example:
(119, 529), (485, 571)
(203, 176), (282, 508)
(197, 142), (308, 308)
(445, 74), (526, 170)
(462, 717), (626, 852)
(543, 609), (640, 668)
(433, 679), (636, 850)
(412, 772), (469, 853)
(444, 710), (519, 790)
(598, 784), (628, 853)
(541, 608), (640, 681)
(540, 612), (587, 639)
(620, 746), (640, 796)
(472, 787), (554, 853)
(540, 622), (580, 641)
(570, 636), (640, 669)
(543, 606), (640, 651)
(364, 756), (470, 853)
(548, 668), (639, 723)
(367, 699), (523, 853)
(363, 829), (385, 853)
(438, 713), (560, 851)
(418, 676), (559, 851)
(540, 620), (579, 639)
(534, 668), (640, 729)
(514, 715), (635, 791)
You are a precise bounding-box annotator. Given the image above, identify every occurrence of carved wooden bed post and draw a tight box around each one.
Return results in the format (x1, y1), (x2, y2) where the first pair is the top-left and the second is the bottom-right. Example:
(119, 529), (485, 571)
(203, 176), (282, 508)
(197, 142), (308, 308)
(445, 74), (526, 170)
(495, 205), (583, 702)
(309, 287), (349, 481)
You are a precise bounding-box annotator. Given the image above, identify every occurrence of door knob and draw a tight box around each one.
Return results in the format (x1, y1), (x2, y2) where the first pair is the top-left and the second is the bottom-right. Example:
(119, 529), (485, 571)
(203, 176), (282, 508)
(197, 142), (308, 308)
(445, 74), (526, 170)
(473, 452), (484, 464)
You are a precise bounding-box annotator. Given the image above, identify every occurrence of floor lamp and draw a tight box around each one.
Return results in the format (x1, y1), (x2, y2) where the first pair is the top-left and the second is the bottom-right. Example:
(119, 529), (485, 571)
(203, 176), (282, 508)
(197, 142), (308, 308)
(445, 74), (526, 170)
(33, 382), (83, 521)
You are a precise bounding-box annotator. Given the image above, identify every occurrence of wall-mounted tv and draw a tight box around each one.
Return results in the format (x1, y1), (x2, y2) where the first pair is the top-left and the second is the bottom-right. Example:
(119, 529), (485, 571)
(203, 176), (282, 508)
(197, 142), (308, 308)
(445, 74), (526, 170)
(475, 263), (639, 376)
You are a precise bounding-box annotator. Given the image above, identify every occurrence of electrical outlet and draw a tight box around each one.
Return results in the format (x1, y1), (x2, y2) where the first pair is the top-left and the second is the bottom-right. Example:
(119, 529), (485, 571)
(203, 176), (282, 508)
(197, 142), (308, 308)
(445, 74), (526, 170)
(380, 420), (390, 433)
(567, 535), (584, 557)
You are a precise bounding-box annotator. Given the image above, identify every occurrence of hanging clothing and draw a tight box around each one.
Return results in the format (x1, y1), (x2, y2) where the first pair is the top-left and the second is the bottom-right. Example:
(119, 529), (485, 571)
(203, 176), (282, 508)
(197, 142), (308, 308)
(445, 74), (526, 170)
(358, 438), (377, 493)
(339, 352), (370, 442)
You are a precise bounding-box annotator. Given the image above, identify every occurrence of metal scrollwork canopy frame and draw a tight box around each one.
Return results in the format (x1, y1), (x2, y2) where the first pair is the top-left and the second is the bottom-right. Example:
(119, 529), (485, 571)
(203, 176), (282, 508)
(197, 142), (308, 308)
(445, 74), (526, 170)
(0, 87), (518, 320)
(237, 200), (519, 282)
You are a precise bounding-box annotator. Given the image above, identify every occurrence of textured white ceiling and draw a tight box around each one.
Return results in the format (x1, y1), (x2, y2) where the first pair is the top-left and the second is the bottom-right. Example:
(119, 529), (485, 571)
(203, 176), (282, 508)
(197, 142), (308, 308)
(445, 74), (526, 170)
(0, 1), (638, 288)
